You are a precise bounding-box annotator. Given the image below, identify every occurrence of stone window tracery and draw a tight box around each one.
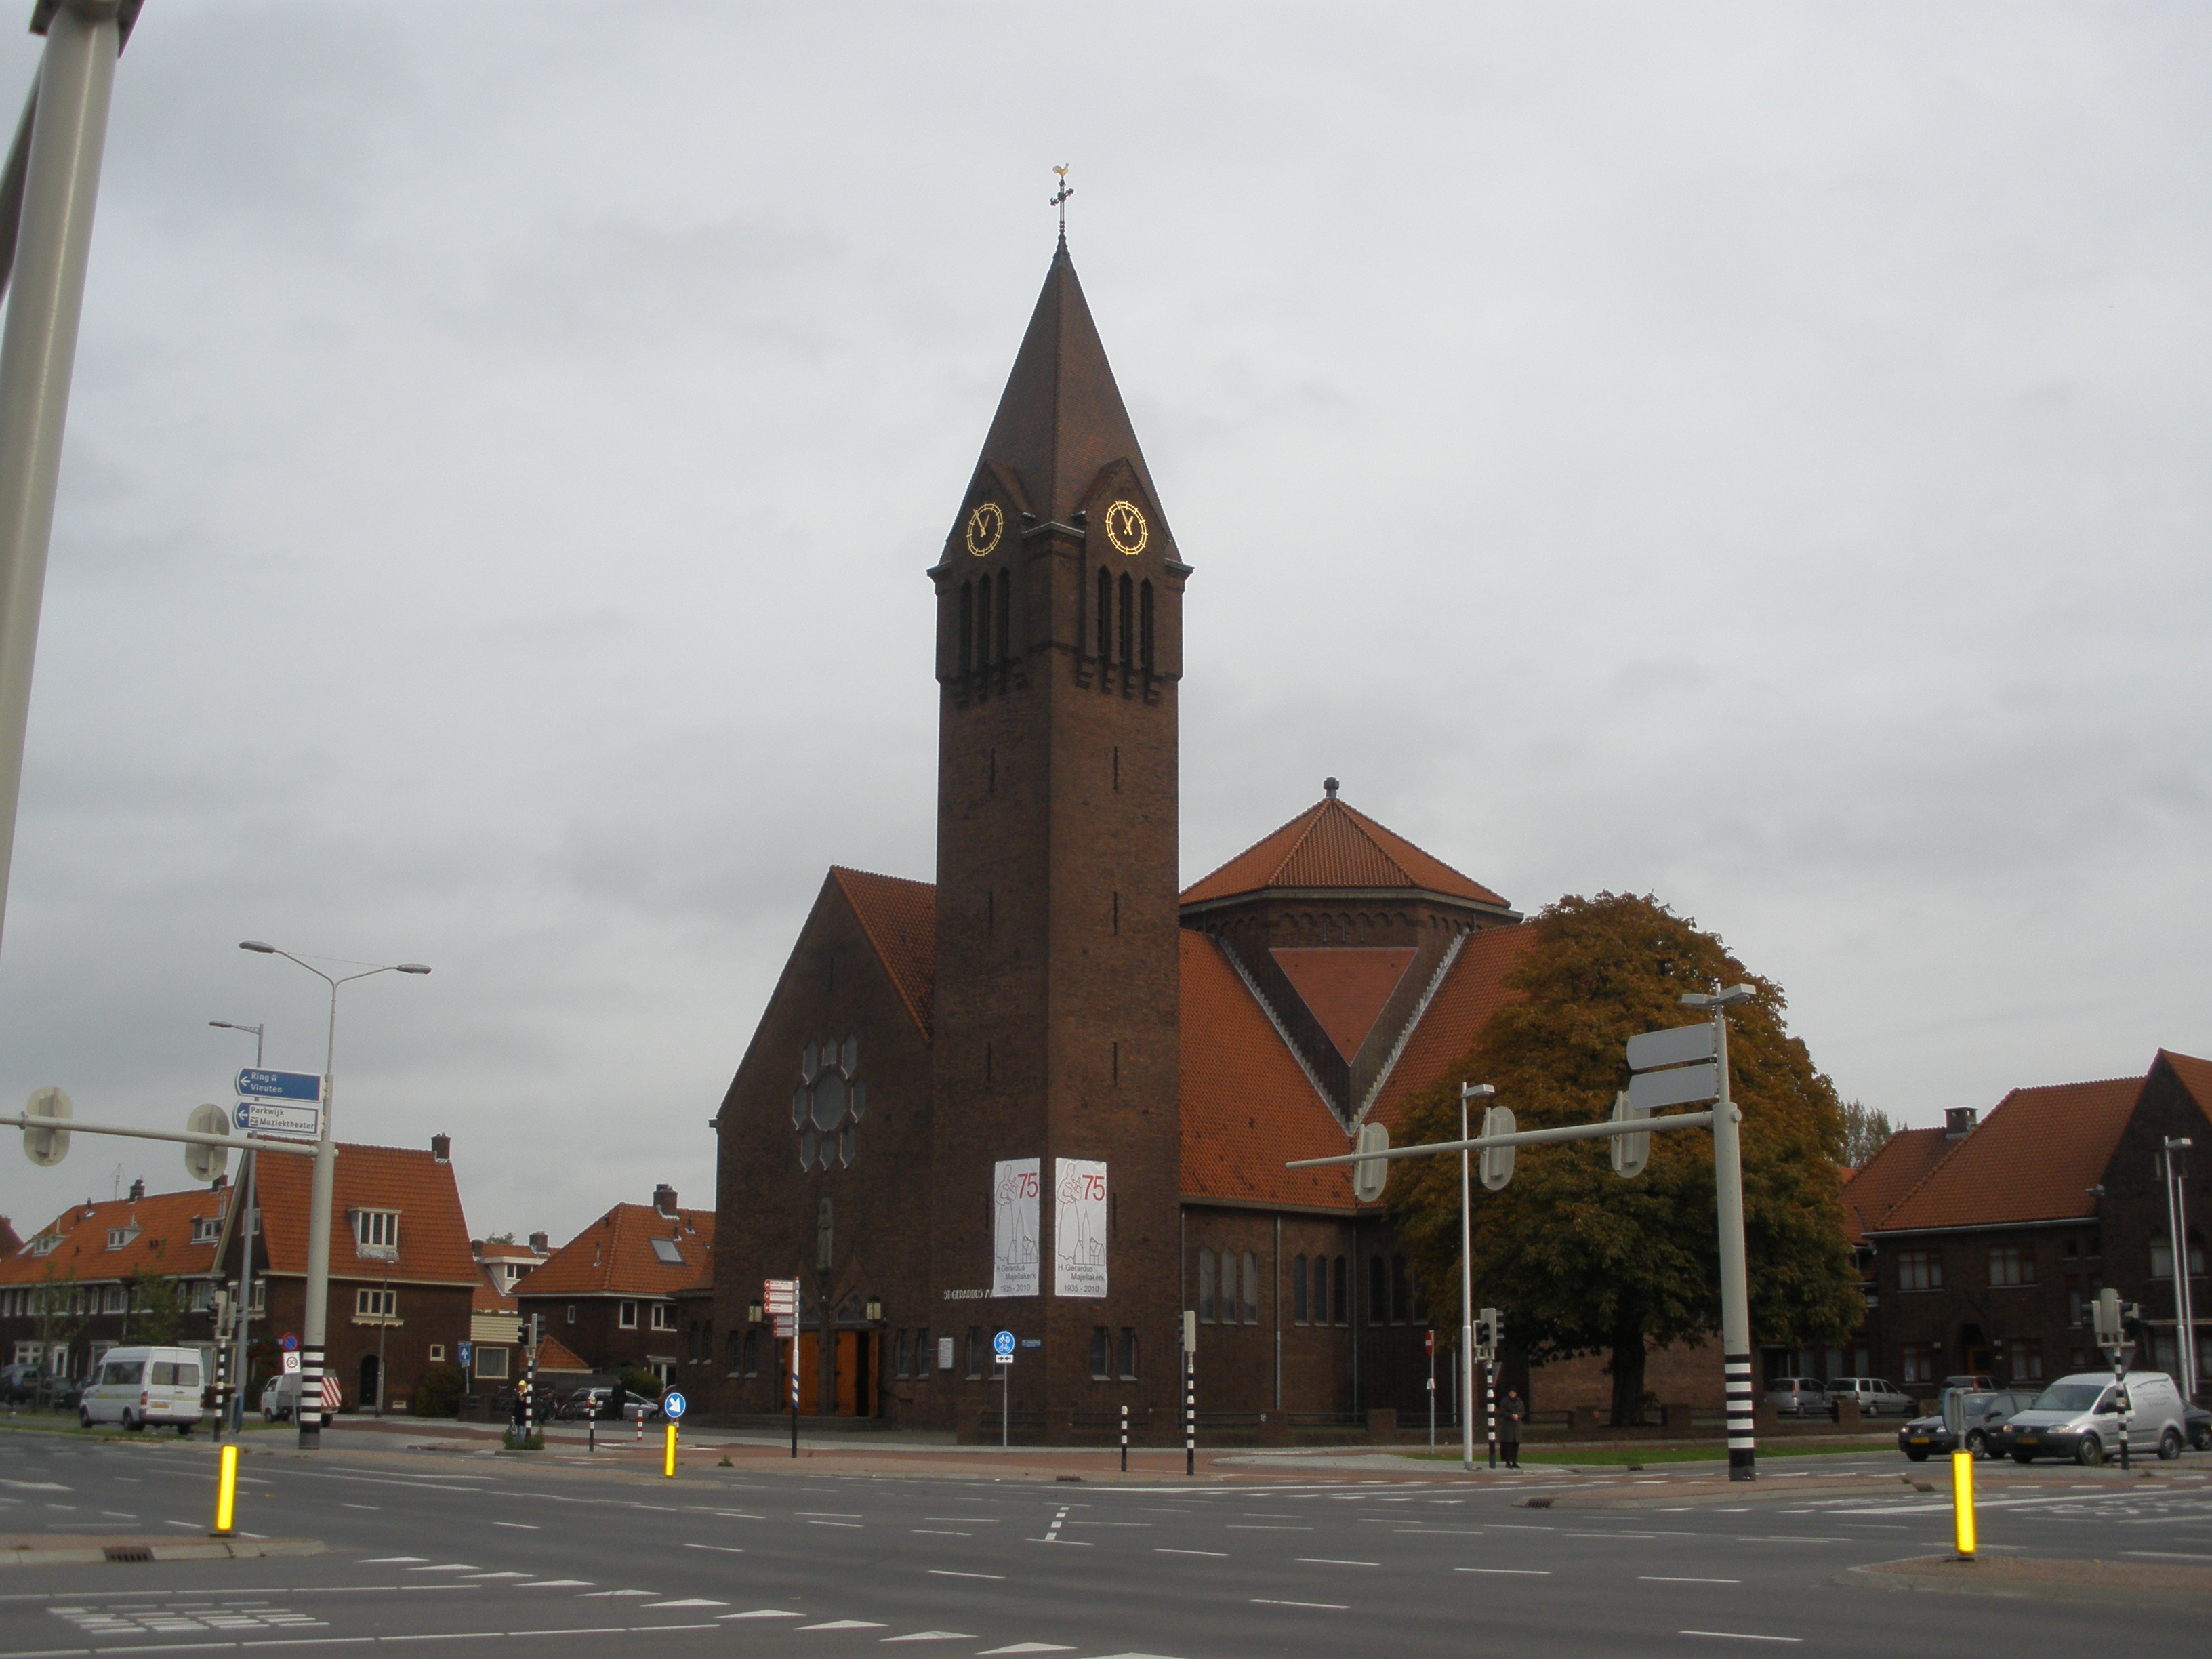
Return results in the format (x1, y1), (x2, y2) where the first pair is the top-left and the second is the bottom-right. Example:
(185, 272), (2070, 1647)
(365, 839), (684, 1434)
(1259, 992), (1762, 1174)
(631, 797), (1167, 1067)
(793, 1036), (867, 1172)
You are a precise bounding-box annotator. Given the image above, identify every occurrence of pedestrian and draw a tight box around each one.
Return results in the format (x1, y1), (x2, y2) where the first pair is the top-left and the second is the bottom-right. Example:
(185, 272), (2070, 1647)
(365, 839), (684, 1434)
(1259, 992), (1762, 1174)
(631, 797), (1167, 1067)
(1500, 1388), (1523, 1469)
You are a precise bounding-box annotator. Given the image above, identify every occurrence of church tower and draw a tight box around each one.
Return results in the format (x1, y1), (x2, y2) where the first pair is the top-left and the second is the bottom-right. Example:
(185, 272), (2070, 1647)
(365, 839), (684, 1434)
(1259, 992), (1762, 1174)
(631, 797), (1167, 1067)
(926, 237), (1189, 1425)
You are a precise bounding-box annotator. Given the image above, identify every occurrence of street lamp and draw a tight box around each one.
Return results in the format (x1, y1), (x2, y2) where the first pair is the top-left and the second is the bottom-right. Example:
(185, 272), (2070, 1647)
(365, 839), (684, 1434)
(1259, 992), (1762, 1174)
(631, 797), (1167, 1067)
(238, 941), (430, 1448)
(1456, 1081), (1494, 1471)
(2164, 1138), (2198, 1406)
(209, 1020), (265, 1437)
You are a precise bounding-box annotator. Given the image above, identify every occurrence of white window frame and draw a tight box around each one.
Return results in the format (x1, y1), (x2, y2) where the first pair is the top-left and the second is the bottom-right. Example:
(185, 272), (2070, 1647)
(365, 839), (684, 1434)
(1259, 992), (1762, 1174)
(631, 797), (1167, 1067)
(353, 1209), (401, 1255)
(651, 1303), (676, 1332)
(618, 1300), (638, 1329)
(354, 1287), (398, 1322)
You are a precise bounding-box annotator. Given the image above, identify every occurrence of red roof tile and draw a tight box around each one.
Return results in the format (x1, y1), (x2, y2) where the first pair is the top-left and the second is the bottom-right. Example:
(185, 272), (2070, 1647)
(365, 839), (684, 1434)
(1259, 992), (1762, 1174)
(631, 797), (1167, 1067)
(1368, 925), (1540, 1128)
(0, 1185), (229, 1288)
(517, 1203), (716, 1299)
(1181, 796), (1509, 908)
(2160, 1049), (2212, 1118)
(833, 867), (936, 1039)
(1271, 947), (1417, 1061)
(530, 1334), (592, 1374)
(1876, 1078), (2142, 1233)
(1837, 1126), (1952, 1244)
(247, 1143), (480, 1286)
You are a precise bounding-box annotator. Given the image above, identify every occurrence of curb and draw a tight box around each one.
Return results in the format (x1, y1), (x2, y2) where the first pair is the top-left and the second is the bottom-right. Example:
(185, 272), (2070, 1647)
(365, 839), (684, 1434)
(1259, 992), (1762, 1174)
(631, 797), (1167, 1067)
(0, 1537), (325, 1568)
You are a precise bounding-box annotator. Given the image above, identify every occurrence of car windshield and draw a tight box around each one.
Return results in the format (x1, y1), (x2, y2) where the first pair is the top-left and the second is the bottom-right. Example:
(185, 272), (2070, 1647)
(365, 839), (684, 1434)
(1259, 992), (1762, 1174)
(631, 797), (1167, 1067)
(2029, 1382), (2106, 1413)
(1956, 1392), (1994, 1414)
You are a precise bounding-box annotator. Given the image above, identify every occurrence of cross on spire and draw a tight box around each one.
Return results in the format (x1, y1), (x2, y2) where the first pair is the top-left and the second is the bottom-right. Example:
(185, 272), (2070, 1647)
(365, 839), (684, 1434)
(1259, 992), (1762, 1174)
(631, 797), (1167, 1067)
(1051, 164), (1073, 248)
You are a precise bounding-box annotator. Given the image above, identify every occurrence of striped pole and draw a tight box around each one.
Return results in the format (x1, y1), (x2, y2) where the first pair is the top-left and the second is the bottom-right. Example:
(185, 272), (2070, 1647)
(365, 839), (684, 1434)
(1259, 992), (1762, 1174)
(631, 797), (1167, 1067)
(299, 1347), (324, 1439)
(1185, 1351), (1195, 1477)
(1708, 1000), (1757, 1481)
(1120, 1403), (1128, 1473)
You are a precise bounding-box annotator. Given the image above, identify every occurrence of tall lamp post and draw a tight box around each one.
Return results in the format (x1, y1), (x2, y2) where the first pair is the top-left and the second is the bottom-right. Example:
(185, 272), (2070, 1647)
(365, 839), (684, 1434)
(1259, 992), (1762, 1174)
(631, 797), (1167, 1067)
(209, 1020), (263, 1435)
(238, 942), (430, 1449)
(2165, 1137), (2198, 1406)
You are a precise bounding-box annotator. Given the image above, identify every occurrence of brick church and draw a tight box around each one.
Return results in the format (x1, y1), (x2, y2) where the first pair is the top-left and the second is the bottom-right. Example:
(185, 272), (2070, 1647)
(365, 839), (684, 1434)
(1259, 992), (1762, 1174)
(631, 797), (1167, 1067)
(706, 234), (1538, 1433)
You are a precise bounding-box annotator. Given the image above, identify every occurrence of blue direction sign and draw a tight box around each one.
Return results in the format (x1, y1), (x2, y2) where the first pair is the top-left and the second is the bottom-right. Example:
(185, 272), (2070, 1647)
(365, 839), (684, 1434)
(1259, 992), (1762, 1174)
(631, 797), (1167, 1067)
(458, 1343), (472, 1367)
(238, 1069), (321, 1103)
(661, 1391), (688, 1420)
(992, 1330), (1016, 1364)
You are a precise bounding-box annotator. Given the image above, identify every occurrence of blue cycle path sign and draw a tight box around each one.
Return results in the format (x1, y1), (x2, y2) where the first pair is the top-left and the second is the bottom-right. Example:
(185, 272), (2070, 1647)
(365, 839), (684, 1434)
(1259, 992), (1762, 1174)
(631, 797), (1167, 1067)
(237, 1069), (322, 1103)
(992, 1330), (1016, 1361)
(661, 1391), (688, 1420)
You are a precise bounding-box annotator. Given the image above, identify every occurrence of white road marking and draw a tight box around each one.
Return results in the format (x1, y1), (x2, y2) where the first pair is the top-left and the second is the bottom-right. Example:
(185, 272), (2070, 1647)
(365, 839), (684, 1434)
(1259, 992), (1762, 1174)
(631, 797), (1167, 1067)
(912, 1529), (970, 1536)
(879, 1633), (977, 1643)
(1252, 1599), (1348, 1610)
(491, 1522), (538, 1531)
(361, 1558), (427, 1565)
(796, 1511), (862, 1518)
(1155, 1549), (1227, 1557)
(646, 1599), (728, 1609)
(927, 1570), (1004, 1580)
(1643, 1577), (1740, 1585)
(1679, 1633), (1801, 1644)
(1457, 1568), (1549, 1576)
(976, 1645), (1073, 1654)
(800, 1620), (886, 1631)
(722, 1610), (804, 1618)
(1296, 1559), (1378, 1567)
(682, 1543), (744, 1554)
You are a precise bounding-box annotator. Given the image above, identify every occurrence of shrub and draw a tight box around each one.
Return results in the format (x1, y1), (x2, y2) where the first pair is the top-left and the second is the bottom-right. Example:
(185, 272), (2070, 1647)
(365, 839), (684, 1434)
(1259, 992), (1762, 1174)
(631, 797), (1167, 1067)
(411, 1363), (466, 1419)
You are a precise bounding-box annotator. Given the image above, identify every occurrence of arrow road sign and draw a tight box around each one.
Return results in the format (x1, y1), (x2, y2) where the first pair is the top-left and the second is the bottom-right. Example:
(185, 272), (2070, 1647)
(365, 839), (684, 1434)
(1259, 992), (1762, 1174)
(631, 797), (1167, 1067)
(661, 1390), (688, 1420)
(237, 1069), (322, 1103)
(235, 1099), (321, 1140)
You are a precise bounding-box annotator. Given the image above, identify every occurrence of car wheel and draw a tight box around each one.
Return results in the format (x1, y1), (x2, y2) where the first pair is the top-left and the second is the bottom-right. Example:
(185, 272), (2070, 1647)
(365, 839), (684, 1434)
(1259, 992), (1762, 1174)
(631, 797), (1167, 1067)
(2075, 1435), (2103, 1467)
(1965, 1431), (1986, 1458)
(1904, 1449), (1928, 1462)
(2158, 1429), (2183, 1462)
(2193, 1427), (2211, 1452)
(77, 1408), (91, 1429)
(2011, 1450), (2036, 1465)
(174, 1421), (190, 1437)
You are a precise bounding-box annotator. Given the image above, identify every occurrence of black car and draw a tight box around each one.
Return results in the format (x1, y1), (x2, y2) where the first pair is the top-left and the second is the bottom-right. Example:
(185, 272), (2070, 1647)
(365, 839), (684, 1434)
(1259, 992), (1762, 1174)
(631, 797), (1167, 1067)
(2187, 1402), (2210, 1452)
(1898, 1388), (2039, 1460)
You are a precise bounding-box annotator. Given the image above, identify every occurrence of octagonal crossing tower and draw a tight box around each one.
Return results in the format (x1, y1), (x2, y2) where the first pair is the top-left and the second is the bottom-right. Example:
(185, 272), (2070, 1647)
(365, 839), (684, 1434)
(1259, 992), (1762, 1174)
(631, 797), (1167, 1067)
(927, 235), (1189, 1430)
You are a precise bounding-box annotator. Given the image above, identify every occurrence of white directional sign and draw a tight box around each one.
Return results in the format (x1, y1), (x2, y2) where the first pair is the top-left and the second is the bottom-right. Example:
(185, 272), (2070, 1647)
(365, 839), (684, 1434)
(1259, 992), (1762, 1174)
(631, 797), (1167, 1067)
(1625, 1022), (1716, 1072)
(235, 1099), (321, 1140)
(1627, 1060), (1720, 1111)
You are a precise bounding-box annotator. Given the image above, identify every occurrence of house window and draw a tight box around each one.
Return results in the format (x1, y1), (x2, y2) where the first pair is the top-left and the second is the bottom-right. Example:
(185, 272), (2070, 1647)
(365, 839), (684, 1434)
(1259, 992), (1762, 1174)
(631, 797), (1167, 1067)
(651, 1303), (676, 1331)
(895, 1330), (912, 1380)
(1900, 1343), (1936, 1385)
(106, 1228), (138, 1251)
(476, 1347), (509, 1379)
(619, 1301), (638, 1329)
(2008, 1338), (2044, 1382)
(651, 1361), (674, 1387)
(1896, 1250), (1942, 1292)
(251, 1279), (266, 1314)
(428, 1345), (445, 1362)
(1197, 1249), (1218, 1324)
(966, 1326), (984, 1379)
(1241, 1251), (1260, 1324)
(916, 1328), (930, 1380)
(192, 1216), (221, 1244)
(567, 1305), (576, 1324)
(1117, 1327), (1139, 1380)
(1292, 1254), (1309, 1325)
(1988, 1244), (2034, 1287)
(1090, 1326), (1111, 1380)
(2149, 1233), (2200, 1277)
(354, 1210), (400, 1251)
(104, 1286), (128, 1313)
(355, 1288), (396, 1320)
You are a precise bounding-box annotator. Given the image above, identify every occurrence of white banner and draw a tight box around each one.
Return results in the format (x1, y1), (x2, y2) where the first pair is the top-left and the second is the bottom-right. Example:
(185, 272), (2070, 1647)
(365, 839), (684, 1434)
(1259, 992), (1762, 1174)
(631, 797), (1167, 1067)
(991, 1157), (1040, 1298)
(1054, 1158), (1107, 1298)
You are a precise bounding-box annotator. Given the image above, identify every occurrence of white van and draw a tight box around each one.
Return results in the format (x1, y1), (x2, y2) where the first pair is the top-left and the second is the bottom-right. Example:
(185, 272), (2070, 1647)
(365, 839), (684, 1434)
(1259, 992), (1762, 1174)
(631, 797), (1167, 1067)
(2000, 1370), (2190, 1465)
(79, 1346), (205, 1434)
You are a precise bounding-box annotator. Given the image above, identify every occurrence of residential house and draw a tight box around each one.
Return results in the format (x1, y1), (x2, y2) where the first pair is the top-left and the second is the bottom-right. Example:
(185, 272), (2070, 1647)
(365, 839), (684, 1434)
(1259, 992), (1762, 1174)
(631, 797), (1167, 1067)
(514, 1187), (714, 1389)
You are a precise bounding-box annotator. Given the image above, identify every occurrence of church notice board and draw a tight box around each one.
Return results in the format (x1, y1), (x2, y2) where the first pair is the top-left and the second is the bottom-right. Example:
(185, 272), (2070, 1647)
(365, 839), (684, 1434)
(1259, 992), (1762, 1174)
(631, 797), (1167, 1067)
(991, 1155), (1108, 1298)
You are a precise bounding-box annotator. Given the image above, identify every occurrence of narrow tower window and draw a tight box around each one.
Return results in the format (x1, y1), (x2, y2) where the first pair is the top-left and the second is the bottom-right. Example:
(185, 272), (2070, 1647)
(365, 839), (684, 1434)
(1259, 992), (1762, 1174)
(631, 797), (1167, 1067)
(1096, 567), (1111, 665)
(975, 577), (992, 676)
(958, 581), (974, 679)
(995, 568), (1011, 666)
(1118, 573), (1134, 671)
(1139, 579), (1155, 677)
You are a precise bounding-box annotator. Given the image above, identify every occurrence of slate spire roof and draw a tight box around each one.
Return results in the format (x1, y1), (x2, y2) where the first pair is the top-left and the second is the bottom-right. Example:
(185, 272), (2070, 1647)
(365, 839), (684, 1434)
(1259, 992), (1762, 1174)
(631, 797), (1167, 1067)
(971, 241), (1164, 529)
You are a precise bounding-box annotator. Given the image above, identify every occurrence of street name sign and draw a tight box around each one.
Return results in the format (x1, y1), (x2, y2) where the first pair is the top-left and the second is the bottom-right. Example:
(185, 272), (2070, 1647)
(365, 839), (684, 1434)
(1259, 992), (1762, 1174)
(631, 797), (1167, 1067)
(237, 1069), (322, 1103)
(234, 1099), (320, 1140)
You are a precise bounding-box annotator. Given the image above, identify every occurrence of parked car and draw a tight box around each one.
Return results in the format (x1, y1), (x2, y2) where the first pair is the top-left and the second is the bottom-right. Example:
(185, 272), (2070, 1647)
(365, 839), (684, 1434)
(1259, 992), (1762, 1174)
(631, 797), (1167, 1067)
(1941, 1374), (1996, 1392)
(79, 1347), (204, 1434)
(1898, 1389), (2039, 1460)
(1765, 1378), (1828, 1418)
(0, 1361), (41, 1403)
(1825, 1377), (1915, 1418)
(623, 1391), (666, 1423)
(2000, 1371), (2190, 1465)
(260, 1373), (340, 1422)
(2186, 1402), (2210, 1452)
(556, 1387), (625, 1421)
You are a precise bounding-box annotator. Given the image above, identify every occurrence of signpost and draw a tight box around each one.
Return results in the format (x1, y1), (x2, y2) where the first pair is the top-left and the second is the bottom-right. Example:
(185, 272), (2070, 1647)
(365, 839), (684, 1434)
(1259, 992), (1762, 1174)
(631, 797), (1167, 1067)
(661, 1389), (686, 1478)
(233, 1100), (319, 1140)
(236, 1069), (323, 1102)
(994, 1328), (1015, 1449)
(764, 1277), (798, 1458)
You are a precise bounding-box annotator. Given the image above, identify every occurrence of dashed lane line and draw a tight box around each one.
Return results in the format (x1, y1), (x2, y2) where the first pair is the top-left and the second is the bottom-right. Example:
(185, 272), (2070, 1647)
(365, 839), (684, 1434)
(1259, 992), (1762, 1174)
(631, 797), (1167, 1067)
(1252, 1599), (1348, 1610)
(1678, 1633), (1800, 1644)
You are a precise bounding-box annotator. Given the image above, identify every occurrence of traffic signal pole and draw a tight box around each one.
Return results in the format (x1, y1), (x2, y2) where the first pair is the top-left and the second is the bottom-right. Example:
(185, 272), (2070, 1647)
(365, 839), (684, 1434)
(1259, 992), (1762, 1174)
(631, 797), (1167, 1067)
(1705, 999), (1757, 1482)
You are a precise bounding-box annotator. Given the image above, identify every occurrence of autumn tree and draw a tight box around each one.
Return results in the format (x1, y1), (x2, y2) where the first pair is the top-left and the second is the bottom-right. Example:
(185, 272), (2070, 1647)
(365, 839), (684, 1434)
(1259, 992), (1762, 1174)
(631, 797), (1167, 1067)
(1389, 893), (1863, 1425)
(1835, 1100), (1896, 1168)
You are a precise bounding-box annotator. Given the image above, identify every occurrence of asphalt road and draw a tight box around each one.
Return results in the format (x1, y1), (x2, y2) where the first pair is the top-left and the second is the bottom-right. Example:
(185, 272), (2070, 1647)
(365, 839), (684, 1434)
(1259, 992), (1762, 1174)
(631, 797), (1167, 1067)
(3, 1433), (2209, 1658)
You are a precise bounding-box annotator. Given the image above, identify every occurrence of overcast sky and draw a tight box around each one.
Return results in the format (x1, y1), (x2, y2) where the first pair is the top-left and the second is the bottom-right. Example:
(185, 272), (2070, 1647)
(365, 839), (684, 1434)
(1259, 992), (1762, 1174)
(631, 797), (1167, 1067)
(0, 3), (2205, 1247)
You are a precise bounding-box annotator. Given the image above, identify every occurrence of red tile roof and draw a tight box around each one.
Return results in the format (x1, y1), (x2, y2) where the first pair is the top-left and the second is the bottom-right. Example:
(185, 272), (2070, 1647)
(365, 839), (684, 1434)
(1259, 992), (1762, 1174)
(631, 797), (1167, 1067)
(1368, 925), (1540, 1128)
(516, 1202), (716, 1299)
(833, 867), (936, 1039)
(2160, 1048), (2212, 1118)
(1837, 1126), (1952, 1244)
(1180, 932), (1374, 1209)
(473, 1271), (518, 1315)
(248, 1143), (480, 1286)
(529, 1334), (592, 1374)
(1875, 1078), (2142, 1233)
(1181, 796), (1509, 908)
(0, 1185), (229, 1288)
(1271, 947), (1416, 1061)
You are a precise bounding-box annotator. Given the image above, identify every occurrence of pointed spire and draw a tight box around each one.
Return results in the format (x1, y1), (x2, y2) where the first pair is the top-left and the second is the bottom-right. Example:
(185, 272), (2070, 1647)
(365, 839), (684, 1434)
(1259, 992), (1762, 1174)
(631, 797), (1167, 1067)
(972, 242), (1160, 529)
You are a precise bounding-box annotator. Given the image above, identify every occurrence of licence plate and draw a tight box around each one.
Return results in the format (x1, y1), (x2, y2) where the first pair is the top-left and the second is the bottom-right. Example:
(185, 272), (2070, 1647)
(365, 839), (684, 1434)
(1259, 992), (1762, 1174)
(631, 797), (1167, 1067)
(1909, 1435), (1931, 1444)
(2016, 1435), (2039, 1445)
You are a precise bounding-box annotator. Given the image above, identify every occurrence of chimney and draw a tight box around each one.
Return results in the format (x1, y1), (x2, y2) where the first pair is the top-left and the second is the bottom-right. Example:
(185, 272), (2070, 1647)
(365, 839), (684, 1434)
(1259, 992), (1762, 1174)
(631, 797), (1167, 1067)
(128, 1179), (144, 1202)
(431, 1134), (451, 1164)
(211, 1172), (228, 1191)
(1944, 1107), (1978, 1139)
(653, 1183), (678, 1218)
(529, 1231), (549, 1253)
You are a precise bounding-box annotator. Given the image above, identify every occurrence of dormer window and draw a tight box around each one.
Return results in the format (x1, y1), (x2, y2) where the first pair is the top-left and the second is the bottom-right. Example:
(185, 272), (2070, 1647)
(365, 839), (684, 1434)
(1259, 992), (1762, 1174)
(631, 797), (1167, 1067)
(106, 1227), (140, 1251)
(30, 1234), (58, 1257)
(192, 1216), (222, 1245)
(352, 1208), (400, 1258)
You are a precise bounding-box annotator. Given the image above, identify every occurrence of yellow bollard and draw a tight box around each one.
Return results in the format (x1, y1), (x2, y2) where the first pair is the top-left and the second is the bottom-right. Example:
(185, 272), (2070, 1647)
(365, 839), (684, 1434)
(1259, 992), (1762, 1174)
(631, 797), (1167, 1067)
(1950, 1449), (1975, 1560)
(213, 1443), (239, 1536)
(664, 1420), (678, 1479)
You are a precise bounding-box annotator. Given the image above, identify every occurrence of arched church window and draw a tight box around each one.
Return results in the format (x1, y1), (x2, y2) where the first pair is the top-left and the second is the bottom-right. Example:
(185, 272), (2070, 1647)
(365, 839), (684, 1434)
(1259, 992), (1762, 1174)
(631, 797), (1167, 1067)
(792, 1037), (866, 1172)
(1332, 1256), (1349, 1326)
(1118, 573), (1134, 672)
(1139, 579), (1155, 677)
(995, 568), (1011, 667)
(1197, 1248), (1218, 1324)
(958, 583), (974, 680)
(1292, 1254), (1309, 1324)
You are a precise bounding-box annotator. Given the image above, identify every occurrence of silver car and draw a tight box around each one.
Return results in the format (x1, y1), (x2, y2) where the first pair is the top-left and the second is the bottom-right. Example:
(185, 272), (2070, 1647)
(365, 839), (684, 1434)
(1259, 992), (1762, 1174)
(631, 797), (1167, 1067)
(2000, 1371), (2190, 1465)
(1765, 1377), (1828, 1418)
(1825, 1376), (1915, 1418)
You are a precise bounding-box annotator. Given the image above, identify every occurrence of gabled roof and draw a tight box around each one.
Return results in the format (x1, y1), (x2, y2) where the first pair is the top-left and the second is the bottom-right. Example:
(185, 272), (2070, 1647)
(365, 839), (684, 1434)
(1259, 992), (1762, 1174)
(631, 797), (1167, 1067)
(1837, 1126), (1952, 1245)
(517, 1202), (716, 1300)
(966, 240), (1163, 531)
(473, 1271), (518, 1315)
(1875, 1078), (2142, 1234)
(246, 1141), (479, 1286)
(0, 1185), (229, 1287)
(1181, 794), (1509, 909)
(832, 866), (935, 1040)
(2160, 1048), (2212, 1118)
(1368, 924), (1540, 1128)
(531, 1334), (592, 1374)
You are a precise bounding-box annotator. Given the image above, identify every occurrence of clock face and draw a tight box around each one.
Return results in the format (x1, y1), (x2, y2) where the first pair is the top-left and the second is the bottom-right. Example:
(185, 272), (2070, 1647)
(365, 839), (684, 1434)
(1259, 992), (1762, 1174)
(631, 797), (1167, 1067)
(964, 502), (1004, 558)
(1104, 499), (1149, 557)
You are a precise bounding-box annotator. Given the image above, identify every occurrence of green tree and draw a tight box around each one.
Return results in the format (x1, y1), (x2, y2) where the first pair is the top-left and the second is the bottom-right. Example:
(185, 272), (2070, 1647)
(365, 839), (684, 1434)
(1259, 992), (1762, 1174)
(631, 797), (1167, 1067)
(1391, 893), (1864, 1425)
(121, 1242), (188, 1346)
(1835, 1099), (1896, 1168)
